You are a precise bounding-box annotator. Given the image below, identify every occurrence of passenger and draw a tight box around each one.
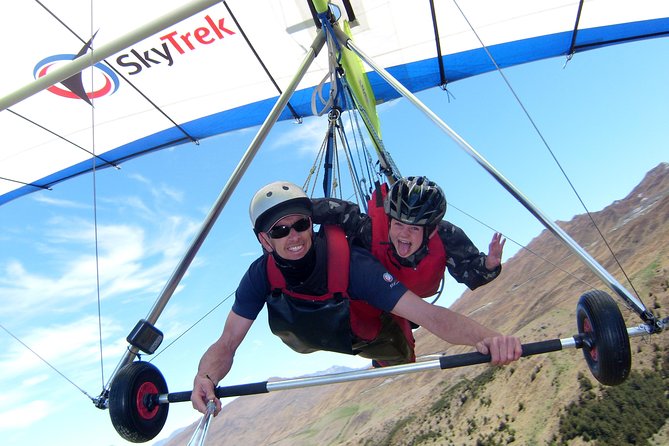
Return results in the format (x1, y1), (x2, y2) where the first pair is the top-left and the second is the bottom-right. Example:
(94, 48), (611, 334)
(313, 176), (505, 298)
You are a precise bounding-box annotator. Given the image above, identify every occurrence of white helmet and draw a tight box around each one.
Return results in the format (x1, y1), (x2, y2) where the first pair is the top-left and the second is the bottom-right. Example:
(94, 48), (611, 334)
(249, 181), (312, 233)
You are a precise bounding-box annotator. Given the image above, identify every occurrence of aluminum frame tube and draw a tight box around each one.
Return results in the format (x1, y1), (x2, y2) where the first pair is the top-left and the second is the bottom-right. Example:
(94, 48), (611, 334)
(271, 325), (654, 391)
(332, 27), (655, 327)
(109, 31), (326, 386)
(267, 360), (441, 392)
(161, 322), (656, 404)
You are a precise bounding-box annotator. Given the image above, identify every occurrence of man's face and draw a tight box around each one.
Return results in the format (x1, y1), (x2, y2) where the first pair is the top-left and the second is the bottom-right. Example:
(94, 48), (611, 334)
(388, 218), (425, 258)
(259, 214), (313, 260)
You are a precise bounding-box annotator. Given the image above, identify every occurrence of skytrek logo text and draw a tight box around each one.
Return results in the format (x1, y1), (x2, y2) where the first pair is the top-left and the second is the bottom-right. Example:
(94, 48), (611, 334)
(116, 14), (235, 75)
(33, 14), (236, 102)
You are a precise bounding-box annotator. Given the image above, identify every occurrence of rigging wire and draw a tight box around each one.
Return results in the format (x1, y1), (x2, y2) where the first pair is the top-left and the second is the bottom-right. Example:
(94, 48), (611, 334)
(87, 0), (107, 396)
(451, 0), (642, 301)
(0, 323), (96, 402)
(222, 1), (302, 122)
(566, 0), (585, 62)
(7, 109), (119, 170)
(336, 116), (366, 205)
(332, 131), (343, 198)
(427, 0), (456, 102)
(98, 278), (236, 388)
(150, 292), (235, 361)
(428, 0), (448, 89)
(305, 155), (321, 194)
(339, 79), (384, 203)
(93, 180), (105, 394)
(5, 0), (113, 403)
(304, 119), (331, 197)
(340, 74), (400, 181)
(0, 175), (52, 190)
(448, 202), (598, 292)
(508, 252), (577, 293)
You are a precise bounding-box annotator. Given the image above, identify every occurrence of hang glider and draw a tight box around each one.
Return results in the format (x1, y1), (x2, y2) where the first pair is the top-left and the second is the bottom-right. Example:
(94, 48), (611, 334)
(2, 0), (669, 206)
(3, 1), (669, 443)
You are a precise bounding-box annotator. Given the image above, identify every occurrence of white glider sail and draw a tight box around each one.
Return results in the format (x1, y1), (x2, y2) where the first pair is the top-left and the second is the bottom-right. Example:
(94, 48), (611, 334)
(1, 0), (668, 205)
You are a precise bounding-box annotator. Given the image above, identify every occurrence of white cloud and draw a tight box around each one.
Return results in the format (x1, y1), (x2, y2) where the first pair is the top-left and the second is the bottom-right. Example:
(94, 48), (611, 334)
(32, 195), (91, 209)
(0, 209), (200, 319)
(270, 115), (329, 156)
(116, 195), (154, 219)
(0, 315), (128, 433)
(268, 110), (382, 184)
(156, 304), (195, 344)
(128, 172), (150, 185)
(128, 173), (184, 203)
(377, 99), (400, 113)
(0, 315), (122, 379)
(0, 400), (50, 430)
(22, 373), (50, 387)
(0, 163), (218, 436)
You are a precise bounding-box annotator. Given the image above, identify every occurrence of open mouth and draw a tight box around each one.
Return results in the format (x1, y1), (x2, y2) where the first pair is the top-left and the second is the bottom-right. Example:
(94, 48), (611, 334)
(396, 240), (413, 257)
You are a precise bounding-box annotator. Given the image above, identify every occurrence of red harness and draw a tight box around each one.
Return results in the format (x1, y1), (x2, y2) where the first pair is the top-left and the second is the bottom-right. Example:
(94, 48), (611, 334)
(369, 183), (447, 297)
(266, 225), (382, 346)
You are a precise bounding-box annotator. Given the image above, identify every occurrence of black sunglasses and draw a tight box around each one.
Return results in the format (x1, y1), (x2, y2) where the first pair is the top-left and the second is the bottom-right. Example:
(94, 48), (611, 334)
(267, 217), (312, 239)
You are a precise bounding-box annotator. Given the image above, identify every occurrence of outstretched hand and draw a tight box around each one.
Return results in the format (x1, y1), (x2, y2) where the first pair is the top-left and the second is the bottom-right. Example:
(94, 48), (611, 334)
(485, 232), (506, 270)
(475, 335), (522, 365)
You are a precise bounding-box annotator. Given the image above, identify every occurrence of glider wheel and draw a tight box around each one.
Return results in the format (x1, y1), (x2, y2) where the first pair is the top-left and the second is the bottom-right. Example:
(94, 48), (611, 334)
(576, 290), (631, 386)
(109, 361), (169, 443)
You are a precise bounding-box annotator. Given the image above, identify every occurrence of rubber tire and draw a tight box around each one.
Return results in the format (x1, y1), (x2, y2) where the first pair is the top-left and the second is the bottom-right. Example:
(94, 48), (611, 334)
(576, 290), (631, 386)
(109, 361), (169, 442)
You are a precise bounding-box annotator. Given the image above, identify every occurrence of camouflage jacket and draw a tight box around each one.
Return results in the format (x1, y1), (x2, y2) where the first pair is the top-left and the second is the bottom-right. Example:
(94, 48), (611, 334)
(312, 197), (500, 291)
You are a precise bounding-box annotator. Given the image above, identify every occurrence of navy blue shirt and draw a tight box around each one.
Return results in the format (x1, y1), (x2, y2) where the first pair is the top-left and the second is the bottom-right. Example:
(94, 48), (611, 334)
(232, 246), (408, 320)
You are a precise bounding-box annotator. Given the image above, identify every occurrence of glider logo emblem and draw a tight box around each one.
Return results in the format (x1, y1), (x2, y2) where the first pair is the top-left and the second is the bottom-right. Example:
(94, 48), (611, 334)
(33, 54), (120, 102)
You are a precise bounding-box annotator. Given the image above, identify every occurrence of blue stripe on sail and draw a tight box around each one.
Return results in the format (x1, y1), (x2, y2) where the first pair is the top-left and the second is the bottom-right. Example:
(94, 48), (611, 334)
(2, 18), (668, 205)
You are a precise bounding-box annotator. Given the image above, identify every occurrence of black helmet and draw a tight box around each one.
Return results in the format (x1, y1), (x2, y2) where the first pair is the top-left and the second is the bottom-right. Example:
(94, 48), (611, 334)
(384, 176), (446, 226)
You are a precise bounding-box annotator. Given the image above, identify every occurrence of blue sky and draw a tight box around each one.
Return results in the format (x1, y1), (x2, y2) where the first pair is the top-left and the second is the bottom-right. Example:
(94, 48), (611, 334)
(0, 36), (668, 446)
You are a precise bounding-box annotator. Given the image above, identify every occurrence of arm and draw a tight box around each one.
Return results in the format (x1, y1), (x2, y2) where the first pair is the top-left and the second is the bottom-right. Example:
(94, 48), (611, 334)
(439, 222), (503, 290)
(347, 247), (520, 365)
(191, 311), (254, 414)
(391, 291), (521, 365)
(311, 198), (372, 248)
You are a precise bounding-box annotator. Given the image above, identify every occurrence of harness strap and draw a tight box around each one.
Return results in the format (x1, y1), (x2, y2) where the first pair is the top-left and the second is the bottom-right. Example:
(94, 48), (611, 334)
(373, 180), (385, 208)
(267, 255), (286, 294)
(324, 225), (348, 295)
